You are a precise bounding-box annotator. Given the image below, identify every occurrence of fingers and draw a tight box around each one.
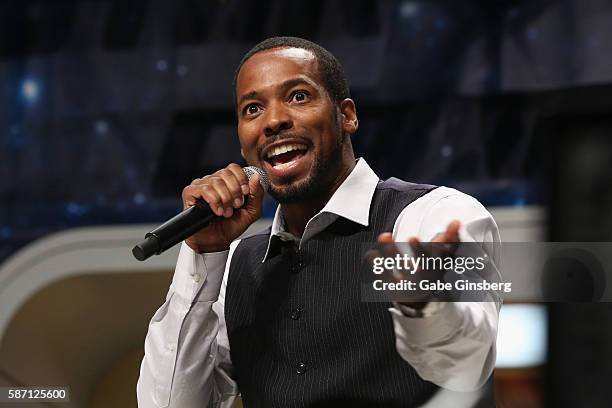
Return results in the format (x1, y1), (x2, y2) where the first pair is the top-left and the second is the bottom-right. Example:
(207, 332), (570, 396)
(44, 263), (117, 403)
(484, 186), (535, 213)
(210, 176), (238, 217)
(365, 247), (402, 285)
(429, 220), (460, 257)
(377, 232), (393, 244)
(182, 179), (224, 216)
(432, 220), (460, 242)
(369, 223), (461, 303)
(247, 172), (264, 198)
(443, 219), (460, 241)
(364, 248), (381, 267)
(242, 172), (264, 219)
(408, 236), (427, 259)
(376, 232), (400, 260)
(375, 232), (406, 282)
(182, 163), (251, 218)
(226, 163), (250, 196)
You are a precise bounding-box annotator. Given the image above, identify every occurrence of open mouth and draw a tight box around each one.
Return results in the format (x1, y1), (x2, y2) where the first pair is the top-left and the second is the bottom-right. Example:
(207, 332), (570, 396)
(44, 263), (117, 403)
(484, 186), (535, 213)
(264, 142), (309, 171)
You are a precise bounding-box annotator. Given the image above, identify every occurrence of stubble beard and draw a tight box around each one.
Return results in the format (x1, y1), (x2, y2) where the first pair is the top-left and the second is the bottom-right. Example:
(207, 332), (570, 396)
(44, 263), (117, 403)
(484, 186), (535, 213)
(268, 129), (345, 204)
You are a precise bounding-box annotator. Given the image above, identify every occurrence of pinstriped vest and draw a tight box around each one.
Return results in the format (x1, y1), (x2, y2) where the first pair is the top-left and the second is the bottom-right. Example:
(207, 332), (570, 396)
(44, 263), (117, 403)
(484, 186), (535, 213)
(225, 178), (439, 407)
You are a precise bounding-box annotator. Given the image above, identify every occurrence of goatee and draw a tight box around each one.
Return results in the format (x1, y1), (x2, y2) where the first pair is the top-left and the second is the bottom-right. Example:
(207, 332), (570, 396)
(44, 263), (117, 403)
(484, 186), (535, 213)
(268, 135), (344, 204)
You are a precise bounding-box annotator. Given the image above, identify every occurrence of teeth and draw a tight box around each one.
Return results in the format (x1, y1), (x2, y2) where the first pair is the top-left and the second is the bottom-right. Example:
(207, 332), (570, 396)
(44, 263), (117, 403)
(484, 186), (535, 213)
(273, 162), (293, 170)
(266, 143), (307, 159)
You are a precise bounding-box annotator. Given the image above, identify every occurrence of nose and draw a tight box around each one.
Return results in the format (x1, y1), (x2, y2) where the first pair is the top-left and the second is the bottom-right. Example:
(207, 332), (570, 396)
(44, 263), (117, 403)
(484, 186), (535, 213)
(263, 102), (293, 137)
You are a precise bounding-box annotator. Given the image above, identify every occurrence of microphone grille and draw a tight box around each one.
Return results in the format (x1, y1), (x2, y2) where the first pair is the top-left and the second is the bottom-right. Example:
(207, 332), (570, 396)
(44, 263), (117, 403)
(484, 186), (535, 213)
(243, 166), (270, 192)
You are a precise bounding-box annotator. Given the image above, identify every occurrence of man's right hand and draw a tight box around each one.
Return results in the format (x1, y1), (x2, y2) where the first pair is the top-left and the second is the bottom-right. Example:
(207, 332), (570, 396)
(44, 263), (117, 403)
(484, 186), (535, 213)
(181, 163), (265, 253)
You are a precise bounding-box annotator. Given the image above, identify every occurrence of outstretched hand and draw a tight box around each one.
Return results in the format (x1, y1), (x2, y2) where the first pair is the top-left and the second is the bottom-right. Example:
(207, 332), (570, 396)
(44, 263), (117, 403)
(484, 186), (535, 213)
(370, 220), (462, 309)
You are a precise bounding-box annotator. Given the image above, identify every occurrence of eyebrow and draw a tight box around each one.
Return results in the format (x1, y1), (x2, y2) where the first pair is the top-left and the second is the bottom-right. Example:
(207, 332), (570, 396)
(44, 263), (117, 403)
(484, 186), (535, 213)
(237, 77), (316, 107)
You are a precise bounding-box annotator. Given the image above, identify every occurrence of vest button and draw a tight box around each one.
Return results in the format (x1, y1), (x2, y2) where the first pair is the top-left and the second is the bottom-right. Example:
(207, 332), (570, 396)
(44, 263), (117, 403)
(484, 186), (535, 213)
(296, 362), (307, 374)
(295, 253), (303, 269)
(290, 306), (303, 320)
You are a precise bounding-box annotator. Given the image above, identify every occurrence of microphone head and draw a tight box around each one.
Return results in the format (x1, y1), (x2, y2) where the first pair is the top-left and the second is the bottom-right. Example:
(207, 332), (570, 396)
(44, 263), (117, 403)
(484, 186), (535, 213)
(243, 166), (270, 192)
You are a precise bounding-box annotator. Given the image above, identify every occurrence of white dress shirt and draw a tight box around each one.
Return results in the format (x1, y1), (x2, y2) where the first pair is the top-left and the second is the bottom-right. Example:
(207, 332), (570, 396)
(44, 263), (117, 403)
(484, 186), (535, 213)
(137, 159), (501, 408)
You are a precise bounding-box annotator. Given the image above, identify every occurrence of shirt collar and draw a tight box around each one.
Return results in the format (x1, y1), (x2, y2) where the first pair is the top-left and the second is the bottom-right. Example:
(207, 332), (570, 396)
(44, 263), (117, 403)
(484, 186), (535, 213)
(263, 158), (379, 261)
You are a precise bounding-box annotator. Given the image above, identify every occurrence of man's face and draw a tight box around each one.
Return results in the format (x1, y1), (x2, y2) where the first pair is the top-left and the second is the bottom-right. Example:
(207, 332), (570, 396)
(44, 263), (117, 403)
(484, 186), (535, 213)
(235, 47), (346, 203)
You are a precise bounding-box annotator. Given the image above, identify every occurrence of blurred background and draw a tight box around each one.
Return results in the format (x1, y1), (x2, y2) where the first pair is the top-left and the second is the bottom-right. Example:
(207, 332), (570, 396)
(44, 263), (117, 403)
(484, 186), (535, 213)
(1, 0), (611, 407)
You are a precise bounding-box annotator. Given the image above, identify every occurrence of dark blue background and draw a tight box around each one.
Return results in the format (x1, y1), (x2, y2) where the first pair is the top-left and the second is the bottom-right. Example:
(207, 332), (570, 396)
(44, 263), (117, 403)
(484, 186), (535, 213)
(2, 0), (612, 261)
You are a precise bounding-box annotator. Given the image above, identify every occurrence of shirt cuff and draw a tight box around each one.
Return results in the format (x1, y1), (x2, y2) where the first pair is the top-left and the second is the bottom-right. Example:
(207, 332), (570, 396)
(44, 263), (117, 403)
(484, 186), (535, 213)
(389, 301), (462, 345)
(173, 242), (229, 302)
(393, 301), (447, 318)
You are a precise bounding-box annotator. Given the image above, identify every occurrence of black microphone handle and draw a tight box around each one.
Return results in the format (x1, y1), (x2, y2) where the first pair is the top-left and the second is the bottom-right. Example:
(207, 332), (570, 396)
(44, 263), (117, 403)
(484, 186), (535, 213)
(132, 200), (216, 261)
(132, 166), (268, 261)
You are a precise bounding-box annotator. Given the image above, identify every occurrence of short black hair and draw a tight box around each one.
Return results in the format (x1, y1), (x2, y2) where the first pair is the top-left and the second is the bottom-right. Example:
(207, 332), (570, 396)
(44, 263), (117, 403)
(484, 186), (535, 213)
(233, 36), (350, 107)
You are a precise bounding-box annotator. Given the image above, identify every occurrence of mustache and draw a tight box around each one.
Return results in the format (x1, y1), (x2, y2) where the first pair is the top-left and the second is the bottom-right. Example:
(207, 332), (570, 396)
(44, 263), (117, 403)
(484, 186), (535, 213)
(258, 134), (312, 158)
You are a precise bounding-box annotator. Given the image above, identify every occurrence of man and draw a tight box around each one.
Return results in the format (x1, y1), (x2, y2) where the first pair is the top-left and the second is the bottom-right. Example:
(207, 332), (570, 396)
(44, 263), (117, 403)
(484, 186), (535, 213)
(137, 37), (501, 408)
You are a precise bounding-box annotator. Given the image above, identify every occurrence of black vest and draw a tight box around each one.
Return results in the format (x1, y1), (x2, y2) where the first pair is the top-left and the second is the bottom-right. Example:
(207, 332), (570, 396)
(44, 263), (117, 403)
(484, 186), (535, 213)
(225, 178), (440, 407)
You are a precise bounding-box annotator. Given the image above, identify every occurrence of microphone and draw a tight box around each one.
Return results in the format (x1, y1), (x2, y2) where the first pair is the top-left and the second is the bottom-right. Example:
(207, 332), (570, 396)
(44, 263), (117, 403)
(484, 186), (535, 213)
(132, 166), (269, 261)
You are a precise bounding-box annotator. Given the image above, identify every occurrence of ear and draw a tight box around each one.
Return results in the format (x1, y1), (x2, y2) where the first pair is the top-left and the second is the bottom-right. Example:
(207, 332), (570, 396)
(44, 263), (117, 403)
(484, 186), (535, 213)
(339, 98), (358, 136)
(240, 148), (245, 159)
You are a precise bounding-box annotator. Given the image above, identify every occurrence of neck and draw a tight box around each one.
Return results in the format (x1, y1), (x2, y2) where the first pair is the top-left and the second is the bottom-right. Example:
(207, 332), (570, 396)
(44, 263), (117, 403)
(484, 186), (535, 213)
(281, 153), (356, 238)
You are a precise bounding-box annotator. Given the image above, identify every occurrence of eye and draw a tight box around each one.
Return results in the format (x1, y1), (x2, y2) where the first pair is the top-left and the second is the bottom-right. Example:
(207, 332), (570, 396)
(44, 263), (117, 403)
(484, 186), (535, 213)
(290, 91), (309, 103)
(244, 104), (260, 116)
